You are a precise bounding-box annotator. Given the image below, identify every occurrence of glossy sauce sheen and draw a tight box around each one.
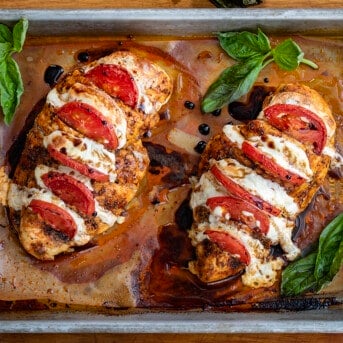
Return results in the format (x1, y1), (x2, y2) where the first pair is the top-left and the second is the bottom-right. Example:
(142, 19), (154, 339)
(1, 35), (342, 309)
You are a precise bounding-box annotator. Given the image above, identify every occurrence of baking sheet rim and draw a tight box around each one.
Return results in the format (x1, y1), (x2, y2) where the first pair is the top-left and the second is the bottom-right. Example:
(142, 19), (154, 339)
(0, 7), (342, 334)
(1, 308), (343, 333)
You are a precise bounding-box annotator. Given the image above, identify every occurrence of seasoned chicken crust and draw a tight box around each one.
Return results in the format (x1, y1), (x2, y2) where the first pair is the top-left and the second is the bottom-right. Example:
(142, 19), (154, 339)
(5, 50), (173, 260)
(189, 83), (336, 288)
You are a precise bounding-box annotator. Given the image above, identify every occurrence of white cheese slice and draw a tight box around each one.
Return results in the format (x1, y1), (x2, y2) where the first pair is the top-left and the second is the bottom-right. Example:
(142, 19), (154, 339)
(43, 130), (117, 182)
(47, 84), (127, 149)
(215, 159), (299, 218)
(223, 124), (313, 180)
(83, 51), (170, 115)
(189, 172), (226, 210)
(7, 183), (90, 245)
(199, 221), (284, 288)
(258, 91), (336, 152)
(34, 165), (119, 227)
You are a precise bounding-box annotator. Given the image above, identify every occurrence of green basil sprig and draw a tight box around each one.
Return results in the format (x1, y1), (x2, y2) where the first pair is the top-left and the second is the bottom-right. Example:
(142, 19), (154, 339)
(281, 213), (343, 297)
(201, 28), (318, 113)
(0, 18), (28, 125)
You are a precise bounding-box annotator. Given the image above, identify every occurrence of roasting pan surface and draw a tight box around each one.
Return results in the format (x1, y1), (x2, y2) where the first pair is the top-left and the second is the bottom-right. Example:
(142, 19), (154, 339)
(0, 8), (342, 333)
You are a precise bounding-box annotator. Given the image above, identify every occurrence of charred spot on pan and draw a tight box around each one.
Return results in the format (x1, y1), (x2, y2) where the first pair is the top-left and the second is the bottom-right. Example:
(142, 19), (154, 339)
(252, 297), (340, 311)
(144, 142), (189, 187)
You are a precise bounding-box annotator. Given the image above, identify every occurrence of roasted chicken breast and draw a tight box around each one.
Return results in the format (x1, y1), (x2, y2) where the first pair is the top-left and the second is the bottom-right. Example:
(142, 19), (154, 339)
(5, 50), (173, 260)
(188, 84), (336, 288)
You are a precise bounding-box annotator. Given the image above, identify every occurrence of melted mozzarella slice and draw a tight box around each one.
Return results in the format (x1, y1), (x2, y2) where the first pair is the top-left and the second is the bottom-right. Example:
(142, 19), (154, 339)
(189, 172), (226, 210)
(190, 169), (300, 261)
(258, 90), (336, 150)
(223, 124), (313, 180)
(84, 51), (172, 115)
(198, 221), (284, 288)
(215, 158), (299, 218)
(43, 130), (117, 182)
(34, 165), (120, 227)
(7, 184), (90, 245)
(47, 83), (127, 149)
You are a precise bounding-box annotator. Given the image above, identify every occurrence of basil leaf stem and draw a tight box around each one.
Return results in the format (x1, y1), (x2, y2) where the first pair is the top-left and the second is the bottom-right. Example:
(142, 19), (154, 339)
(300, 58), (319, 70)
(202, 29), (318, 113)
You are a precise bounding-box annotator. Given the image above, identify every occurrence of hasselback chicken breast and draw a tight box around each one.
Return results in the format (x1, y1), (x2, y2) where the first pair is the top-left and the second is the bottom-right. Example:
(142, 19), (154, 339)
(188, 84), (336, 288)
(4, 50), (173, 260)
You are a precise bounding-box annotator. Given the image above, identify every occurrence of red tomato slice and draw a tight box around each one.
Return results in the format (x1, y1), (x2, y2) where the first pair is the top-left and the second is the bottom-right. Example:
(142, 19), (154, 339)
(41, 172), (95, 216)
(263, 104), (327, 154)
(29, 199), (77, 240)
(85, 64), (138, 108)
(47, 144), (109, 182)
(56, 101), (118, 150)
(242, 141), (305, 186)
(206, 196), (270, 234)
(205, 229), (250, 265)
(210, 164), (281, 217)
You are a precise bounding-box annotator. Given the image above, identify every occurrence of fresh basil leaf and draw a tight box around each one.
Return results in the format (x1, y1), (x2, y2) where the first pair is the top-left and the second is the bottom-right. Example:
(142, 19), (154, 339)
(12, 18), (28, 53)
(0, 57), (24, 125)
(329, 239), (343, 279)
(272, 38), (304, 71)
(0, 42), (11, 61)
(219, 28), (270, 61)
(314, 213), (343, 281)
(201, 29), (319, 115)
(281, 252), (318, 296)
(201, 56), (264, 113)
(0, 24), (12, 44)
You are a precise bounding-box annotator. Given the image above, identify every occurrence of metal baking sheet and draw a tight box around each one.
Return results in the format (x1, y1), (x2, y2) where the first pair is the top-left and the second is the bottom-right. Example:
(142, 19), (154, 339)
(0, 8), (342, 334)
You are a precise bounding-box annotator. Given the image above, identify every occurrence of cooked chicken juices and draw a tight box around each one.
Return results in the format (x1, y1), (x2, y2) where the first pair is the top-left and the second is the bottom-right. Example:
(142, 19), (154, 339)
(5, 50), (173, 260)
(188, 84), (336, 288)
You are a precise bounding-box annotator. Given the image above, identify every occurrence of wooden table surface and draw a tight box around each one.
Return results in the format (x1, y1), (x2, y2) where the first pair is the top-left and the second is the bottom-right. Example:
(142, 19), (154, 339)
(1, 0), (342, 342)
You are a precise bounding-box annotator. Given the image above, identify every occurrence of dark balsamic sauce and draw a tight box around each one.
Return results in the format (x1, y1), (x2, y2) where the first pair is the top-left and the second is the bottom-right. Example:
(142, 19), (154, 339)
(139, 201), (255, 309)
(211, 108), (222, 117)
(175, 198), (193, 231)
(228, 85), (274, 121)
(198, 123), (210, 135)
(184, 100), (195, 110)
(77, 51), (90, 62)
(194, 140), (207, 154)
(44, 65), (64, 87)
